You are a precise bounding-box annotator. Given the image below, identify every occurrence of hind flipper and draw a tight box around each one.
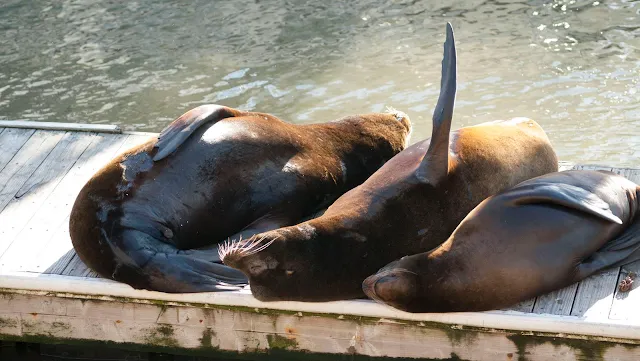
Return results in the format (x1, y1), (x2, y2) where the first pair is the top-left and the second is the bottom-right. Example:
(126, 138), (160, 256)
(141, 253), (248, 293)
(153, 104), (243, 161)
(577, 219), (640, 279)
(509, 182), (623, 224)
(112, 229), (248, 293)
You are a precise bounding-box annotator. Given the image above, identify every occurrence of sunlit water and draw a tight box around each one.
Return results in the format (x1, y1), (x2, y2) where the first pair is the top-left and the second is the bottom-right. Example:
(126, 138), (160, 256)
(1, 0), (638, 166)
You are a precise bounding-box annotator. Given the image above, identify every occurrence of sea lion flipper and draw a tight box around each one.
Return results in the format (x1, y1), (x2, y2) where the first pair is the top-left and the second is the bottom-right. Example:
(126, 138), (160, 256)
(416, 22), (457, 185)
(112, 229), (248, 292)
(577, 219), (640, 279)
(153, 104), (241, 161)
(511, 183), (623, 224)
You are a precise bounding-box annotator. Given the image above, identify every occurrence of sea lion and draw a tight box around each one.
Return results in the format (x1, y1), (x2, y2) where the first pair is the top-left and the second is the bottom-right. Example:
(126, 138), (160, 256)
(69, 104), (412, 293)
(363, 169), (640, 313)
(220, 23), (559, 302)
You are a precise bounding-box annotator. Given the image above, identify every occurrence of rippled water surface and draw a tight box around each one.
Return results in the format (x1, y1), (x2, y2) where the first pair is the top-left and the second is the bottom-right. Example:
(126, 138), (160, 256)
(1, 0), (639, 165)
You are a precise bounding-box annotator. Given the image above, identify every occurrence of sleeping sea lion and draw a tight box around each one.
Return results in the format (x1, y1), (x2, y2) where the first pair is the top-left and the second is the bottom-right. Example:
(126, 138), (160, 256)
(69, 105), (412, 293)
(363, 170), (640, 312)
(220, 23), (559, 302)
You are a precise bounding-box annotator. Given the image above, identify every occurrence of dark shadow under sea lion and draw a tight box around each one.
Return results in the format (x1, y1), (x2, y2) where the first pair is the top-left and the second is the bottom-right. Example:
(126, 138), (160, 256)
(221, 23), (559, 302)
(363, 170), (640, 313)
(69, 104), (411, 292)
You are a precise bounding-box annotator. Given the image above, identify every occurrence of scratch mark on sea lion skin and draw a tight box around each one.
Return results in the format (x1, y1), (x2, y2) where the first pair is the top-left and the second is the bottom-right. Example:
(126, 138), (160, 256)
(118, 152), (153, 195)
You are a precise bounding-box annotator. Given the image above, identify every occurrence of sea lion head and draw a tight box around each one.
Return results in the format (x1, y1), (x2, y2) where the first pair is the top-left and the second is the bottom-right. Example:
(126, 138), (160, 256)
(329, 108), (412, 162)
(220, 222), (365, 301)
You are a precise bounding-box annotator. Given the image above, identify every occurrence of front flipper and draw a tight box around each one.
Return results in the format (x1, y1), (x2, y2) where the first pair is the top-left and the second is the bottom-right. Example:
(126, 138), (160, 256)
(153, 104), (243, 161)
(508, 182), (623, 224)
(577, 218), (640, 279)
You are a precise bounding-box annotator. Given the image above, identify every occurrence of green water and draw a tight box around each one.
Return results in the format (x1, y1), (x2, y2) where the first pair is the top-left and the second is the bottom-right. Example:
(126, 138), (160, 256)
(0, 0), (639, 166)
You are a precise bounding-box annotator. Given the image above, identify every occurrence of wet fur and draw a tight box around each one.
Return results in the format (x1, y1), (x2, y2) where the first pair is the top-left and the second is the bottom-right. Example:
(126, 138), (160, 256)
(70, 106), (411, 292)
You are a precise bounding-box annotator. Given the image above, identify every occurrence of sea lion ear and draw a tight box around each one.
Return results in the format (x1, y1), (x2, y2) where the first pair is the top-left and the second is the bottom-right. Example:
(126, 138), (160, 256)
(510, 183), (622, 224)
(153, 104), (242, 161)
(416, 22), (457, 185)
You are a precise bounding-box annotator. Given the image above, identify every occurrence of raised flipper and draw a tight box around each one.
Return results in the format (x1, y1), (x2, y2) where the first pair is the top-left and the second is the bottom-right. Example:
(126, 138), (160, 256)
(415, 22), (457, 185)
(153, 104), (243, 161)
(508, 182), (623, 224)
(577, 218), (640, 279)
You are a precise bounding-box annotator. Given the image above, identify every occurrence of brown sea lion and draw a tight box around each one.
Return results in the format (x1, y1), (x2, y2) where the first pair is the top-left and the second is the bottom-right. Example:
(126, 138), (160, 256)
(363, 170), (640, 313)
(220, 23), (559, 302)
(69, 104), (412, 293)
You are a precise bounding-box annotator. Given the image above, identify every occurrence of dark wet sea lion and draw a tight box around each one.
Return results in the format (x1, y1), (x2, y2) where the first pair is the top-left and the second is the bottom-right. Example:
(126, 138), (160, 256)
(363, 170), (640, 313)
(221, 23), (559, 302)
(69, 104), (412, 293)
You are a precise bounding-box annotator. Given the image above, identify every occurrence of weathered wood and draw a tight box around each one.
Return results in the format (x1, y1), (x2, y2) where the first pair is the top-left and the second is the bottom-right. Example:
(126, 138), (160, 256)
(571, 268), (620, 318)
(0, 128), (35, 174)
(0, 120), (121, 133)
(44, 249), (76, 276)
(609, 260), (640, 322)
(533, 284), (578, 316)
(1, 291), (640, 360)
(0, 132), (95, 270)
(6, 134), (130, 274)
(0, 130), (65, 214)
(506, 298), (535, 313)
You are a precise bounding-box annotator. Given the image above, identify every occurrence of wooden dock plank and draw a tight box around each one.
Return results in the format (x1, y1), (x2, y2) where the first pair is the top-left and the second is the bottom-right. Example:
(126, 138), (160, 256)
(0, 132), (95, 270)
(532, 284), (578, 316)
(0, 128), (35, 174)
(506, 298), (535, 313)
(0, 130), (65, 214)
(46, 134), (152, 276)
(571, 268), (619, 318)
(7, 133), (131, 274)
(610, 261), (640, 321)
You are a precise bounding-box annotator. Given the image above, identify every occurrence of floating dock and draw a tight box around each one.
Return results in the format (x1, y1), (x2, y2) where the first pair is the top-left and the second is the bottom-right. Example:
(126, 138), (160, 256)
(1, 120), (640, 360)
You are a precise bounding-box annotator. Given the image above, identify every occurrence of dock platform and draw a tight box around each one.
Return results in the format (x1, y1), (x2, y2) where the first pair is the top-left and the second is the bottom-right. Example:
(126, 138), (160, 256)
(1, 121), (640, 360)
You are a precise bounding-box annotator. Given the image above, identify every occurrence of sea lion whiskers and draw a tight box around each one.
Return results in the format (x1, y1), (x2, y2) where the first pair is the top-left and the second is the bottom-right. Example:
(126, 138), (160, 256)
(219, 234), (279, 262)
(243, 235), (280, 256)
(217, 236), (239, 261)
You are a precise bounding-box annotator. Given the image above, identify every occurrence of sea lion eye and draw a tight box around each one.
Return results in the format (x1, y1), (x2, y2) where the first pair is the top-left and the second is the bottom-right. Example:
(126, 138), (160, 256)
(285, 270), (295, 276)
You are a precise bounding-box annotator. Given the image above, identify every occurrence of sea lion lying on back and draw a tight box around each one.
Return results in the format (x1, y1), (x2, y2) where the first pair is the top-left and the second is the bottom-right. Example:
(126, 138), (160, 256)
(363, 170), (640, 313)
(221, 23), (558, 302)
(69, 105), (411, 293)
